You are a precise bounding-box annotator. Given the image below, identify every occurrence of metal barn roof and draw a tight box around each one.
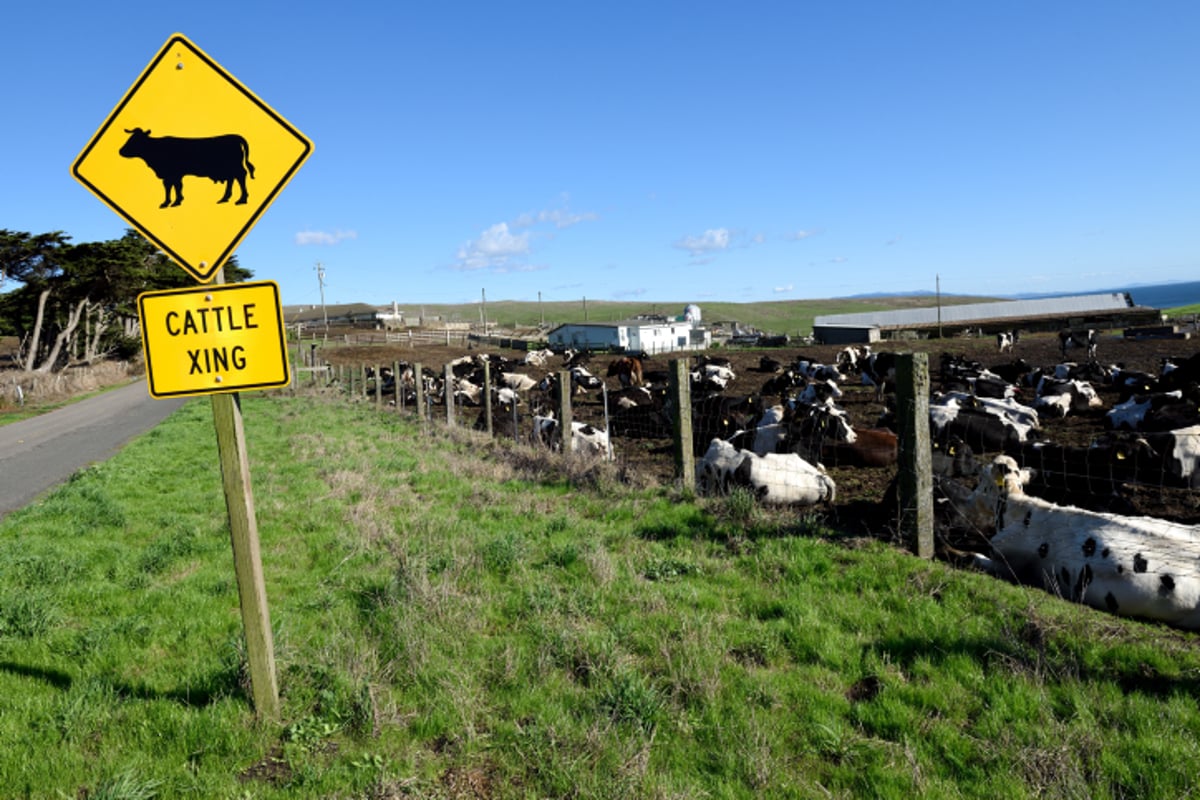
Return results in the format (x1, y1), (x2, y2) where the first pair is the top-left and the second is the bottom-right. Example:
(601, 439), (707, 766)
(812, 292), (1144, 330)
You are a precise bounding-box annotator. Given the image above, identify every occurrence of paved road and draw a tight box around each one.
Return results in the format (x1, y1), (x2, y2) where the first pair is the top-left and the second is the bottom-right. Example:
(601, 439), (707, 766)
(0, 380), (188, 520)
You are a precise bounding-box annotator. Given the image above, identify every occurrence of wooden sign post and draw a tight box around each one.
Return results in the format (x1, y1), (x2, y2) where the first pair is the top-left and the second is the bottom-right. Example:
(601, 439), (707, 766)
(73, 34), (313, 720)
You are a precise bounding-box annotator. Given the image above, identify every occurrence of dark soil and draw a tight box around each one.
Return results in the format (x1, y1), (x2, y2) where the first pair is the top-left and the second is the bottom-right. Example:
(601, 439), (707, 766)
(317, 329), (1200, 531)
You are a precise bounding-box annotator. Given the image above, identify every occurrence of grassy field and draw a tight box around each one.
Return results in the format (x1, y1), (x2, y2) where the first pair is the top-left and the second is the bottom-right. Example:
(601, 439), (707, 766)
(2, 389), (1200, 798)
(399, 295), (1006, 338)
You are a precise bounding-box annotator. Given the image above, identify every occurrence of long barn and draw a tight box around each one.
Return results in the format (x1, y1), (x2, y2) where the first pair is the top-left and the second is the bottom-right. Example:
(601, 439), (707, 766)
(812, 292), (1162, 344)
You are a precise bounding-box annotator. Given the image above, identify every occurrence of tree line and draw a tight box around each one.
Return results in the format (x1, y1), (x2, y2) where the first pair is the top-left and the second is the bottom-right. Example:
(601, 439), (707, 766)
(0, 229), (251, 373)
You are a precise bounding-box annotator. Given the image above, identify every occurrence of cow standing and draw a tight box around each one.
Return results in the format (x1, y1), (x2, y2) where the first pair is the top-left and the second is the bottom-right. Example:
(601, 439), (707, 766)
(119, 127), (255, 208)
(1058, 329), (1098, 360)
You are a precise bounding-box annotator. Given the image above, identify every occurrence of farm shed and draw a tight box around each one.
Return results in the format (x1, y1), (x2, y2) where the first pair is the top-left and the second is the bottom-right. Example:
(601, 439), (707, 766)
(285, 303), (383, 330)
(812, 293), (1161, 344)
(548, 320), (710, 355)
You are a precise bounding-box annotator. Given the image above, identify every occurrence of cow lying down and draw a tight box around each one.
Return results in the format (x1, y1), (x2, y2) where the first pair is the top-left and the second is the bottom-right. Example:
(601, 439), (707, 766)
(957, 455), (1200, 630)
(696, 439), (835, 505)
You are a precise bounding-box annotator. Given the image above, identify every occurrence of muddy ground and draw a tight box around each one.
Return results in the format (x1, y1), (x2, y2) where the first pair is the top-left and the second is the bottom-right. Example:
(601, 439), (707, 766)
(318, 329), (1200, 536)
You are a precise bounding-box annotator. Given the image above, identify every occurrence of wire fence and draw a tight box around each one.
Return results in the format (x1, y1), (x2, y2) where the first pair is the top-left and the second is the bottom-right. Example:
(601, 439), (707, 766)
(294, 347), (1200, 548)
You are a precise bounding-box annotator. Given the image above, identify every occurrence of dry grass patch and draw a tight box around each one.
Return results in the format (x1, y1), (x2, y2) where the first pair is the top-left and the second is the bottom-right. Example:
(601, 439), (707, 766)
(0, 361), (140, 410)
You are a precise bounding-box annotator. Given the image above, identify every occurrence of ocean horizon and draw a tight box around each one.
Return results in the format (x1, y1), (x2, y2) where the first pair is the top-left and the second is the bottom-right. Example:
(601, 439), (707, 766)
(1093, 281), (1200, 310)
(940, 280), (1200, 309)
(845, 280), (1200, 309)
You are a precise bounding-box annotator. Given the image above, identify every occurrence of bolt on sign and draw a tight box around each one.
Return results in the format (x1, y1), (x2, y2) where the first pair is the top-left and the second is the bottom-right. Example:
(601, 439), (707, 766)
(138, 280), (290, 399)
(71, 33), (313, 283)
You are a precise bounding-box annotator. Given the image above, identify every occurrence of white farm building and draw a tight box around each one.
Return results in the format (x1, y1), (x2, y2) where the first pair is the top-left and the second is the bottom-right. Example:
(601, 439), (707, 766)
(548, 318), (711, 355)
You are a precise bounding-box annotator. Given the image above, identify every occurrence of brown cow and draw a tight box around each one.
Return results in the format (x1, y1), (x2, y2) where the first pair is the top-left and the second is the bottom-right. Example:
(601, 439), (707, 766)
(606, 356), (643, 388)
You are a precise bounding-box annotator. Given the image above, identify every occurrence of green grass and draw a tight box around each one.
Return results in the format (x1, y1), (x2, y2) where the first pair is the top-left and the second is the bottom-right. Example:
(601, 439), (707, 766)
(337, 295), (1200, 341)
(400, 295), (1009, 338)
(3, 391), (1200, 797)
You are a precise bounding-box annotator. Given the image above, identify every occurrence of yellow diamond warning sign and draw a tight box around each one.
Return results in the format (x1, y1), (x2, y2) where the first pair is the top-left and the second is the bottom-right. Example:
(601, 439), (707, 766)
(72, 34), (313, 283)
(138, 281), (290, 398)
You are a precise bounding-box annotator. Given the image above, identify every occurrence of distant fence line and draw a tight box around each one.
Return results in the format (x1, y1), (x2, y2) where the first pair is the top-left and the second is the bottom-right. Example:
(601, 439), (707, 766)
(292, 328), (481, 348)
(293, 351), (936, 558)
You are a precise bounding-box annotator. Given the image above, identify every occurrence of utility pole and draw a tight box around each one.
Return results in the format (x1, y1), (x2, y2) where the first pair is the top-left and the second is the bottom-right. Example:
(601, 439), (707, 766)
(315, 262), (328, 337)
(481, 288), (488, 333)
(936, 274), (942, 339)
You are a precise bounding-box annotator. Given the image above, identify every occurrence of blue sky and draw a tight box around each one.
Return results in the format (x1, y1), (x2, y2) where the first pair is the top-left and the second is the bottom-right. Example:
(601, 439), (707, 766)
(4, 1), (1198, 308)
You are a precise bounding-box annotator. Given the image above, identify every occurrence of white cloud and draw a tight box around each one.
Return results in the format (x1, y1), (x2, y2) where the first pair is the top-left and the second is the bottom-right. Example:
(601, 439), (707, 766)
(455, 222), (531, 271)
(674, 228), (731, 256)
(773, 284), (794, 293)
(451, 200), (597, 272)
(514, 208), (599, 229)
(789, 229), (818, 241)
(295, 229), (357, 246)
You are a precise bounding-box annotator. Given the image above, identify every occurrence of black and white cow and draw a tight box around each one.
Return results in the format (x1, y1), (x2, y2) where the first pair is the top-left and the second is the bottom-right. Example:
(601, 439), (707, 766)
(1106, 387), (1200, 432)
(500, 372), (540, 392)
(859, 351), (898, 399)
(1006, 436), (1159, 512)
(956, 455), (1200, 630)
(941, 354), (1018, 398)
(732, 404), (788, 456)
(930, 391), (1039, 452)
(688, 394), (763, 456)
(696, 439), (836, 506)
(932, 433), (977, 478)
(1094, 427), (1200, 490)
(691, 363), (737, 393)
(795, 359), (845, 383)
(531, 414), (611, 457)
(523, 348), (555, 367)
(1059, 329), (1098, 360)
(1033, 376), (1102, 419)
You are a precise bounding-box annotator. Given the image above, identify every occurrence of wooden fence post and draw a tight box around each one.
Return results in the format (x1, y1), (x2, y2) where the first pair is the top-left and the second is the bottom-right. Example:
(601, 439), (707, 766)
(292, 339), (301, 394)
(557, 368), (573, 453)
(670, 358), (695, 491)
(373, 364), (381, 411)
(896, 352), (934, 558)
(413, 362), (426, 426)
(393, 360), (402, 412)
(444, 363), (455, 426)
(483, 360), (493, 436)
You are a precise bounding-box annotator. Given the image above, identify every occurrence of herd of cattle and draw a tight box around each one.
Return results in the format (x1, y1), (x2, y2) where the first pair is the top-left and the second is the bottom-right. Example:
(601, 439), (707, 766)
(349, 330), (1200, 630)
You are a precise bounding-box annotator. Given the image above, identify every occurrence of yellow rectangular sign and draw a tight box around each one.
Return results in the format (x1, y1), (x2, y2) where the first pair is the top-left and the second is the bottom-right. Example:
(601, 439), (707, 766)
(138, 281), (290, 398)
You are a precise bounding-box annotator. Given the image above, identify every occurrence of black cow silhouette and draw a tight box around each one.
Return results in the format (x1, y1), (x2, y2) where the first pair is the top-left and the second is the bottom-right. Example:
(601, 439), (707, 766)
(119, 128), (255, 208)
